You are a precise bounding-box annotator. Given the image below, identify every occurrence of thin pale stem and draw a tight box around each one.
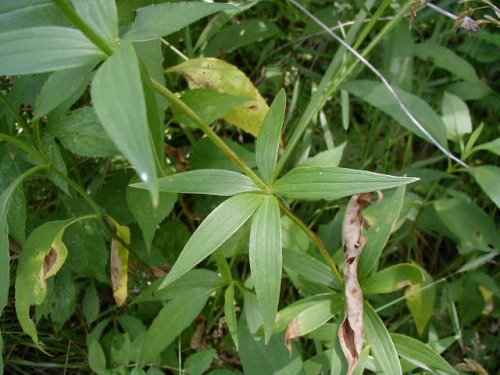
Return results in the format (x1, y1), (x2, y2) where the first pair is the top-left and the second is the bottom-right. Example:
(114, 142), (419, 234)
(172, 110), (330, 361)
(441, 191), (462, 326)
(288, 0), (469, 169)
(52, 0), (114, 56)
(278, 199), (343, 287)
(150, 79), (272, 194)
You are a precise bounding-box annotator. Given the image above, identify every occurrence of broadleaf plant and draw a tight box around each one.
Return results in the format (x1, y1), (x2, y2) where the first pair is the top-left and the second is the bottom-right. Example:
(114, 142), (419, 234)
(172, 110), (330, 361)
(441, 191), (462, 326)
(0, 0), (497, 373)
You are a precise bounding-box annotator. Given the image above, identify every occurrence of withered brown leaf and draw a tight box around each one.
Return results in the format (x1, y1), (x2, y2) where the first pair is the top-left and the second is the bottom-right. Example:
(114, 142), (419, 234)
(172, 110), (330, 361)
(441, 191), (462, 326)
(338, 192), (374, 375)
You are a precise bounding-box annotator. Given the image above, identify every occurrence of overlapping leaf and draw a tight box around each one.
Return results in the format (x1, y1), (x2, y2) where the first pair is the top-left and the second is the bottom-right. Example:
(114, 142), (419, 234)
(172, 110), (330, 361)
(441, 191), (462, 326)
(273, 166), (417, 200)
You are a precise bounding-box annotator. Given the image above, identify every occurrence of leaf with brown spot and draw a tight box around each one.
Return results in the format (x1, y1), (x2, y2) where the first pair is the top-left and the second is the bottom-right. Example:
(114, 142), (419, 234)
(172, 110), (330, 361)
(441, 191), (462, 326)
(167, 57), (269, 136)
(15, 217), (94, 344)
(110, 224), (130, 307)
(338, 193), (376, 375)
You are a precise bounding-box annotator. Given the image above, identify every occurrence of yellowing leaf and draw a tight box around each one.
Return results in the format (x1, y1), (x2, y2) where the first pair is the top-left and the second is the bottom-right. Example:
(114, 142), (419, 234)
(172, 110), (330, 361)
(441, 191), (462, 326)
(167, 58), (268, 136)
(405, 266), (435, 336)
(15, 217), (93, 344)
(111, 224), (130, 307)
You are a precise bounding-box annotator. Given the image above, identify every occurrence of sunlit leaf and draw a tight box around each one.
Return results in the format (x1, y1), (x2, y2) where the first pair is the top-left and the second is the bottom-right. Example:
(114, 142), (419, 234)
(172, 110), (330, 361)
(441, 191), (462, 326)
(92, 41), (159, 205)
(0, 27), (106, 75)
(273, 166), (417, 201)
(224, 284), (239, 349)
(167, 58), (269, 136)
(442, 92), (472, 143)
(160, 193), (264, 288)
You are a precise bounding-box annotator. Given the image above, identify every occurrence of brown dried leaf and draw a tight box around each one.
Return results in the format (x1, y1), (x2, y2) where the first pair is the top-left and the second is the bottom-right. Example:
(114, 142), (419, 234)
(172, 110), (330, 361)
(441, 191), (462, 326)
(285, 317), (300, 352)
(338, 193), (375, 375)
(42, 247), (58, 279)
(110, 224), (130, 307)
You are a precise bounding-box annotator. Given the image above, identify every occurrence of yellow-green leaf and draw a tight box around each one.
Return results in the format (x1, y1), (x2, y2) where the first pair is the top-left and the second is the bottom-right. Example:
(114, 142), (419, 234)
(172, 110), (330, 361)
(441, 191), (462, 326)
(111, 224), (130, 307)
(405, 267), (435, 336)
(14, 217), (93, 344)
(167, 57), (268, 136)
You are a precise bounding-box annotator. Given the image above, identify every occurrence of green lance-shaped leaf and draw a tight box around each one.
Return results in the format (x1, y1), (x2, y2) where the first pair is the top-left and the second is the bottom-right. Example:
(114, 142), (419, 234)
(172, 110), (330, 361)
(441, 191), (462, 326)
(1, 166), (45, 316)
(15, 216), (95, 344)
(273, 166), (417, 201)
(139, 292), (210, 363)
(224, 284), (239, 350)
(361, 264), (425, 295)
(92, 41), (159, 206)
(34, 63), (95, 120)
(256, 89), (286, 184)
(470, 165), (500, 208)
(249, 195), (282, 342)
(124, 2), (237, 41)
(342, 80), (447, 146)
(167, 58), (269, 136)
(127, 178), (176, 253)
(391, 333), (458, 374)
(358, 185), (406, 280)
(364, 302), (402, 375)
(132, 169), (260, 196)
(71, 0), (119, 46)
(160, 193), (264, 288)
(414, 42), (479, 83)
(0, 27), (106, 75)
(475, 138), (500, 156)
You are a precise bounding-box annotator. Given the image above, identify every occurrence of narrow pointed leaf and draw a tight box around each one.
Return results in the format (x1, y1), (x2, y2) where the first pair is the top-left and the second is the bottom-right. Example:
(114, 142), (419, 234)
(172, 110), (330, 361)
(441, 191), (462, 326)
(126, 181), (176, 252)
(1, 166), (44, 315)
(140, 292), (209, 363)
(92, 41), (159, 205)
(249, 195), (281, 342)
(361, 264), (425, 294)
(256, 89), (286, 184)
(161, 193), (264, 288)
(342, 80), (447, 145)
(125, 2), (237, 41)
(224, 284), (239, 349)
(0, 27), (106, 75)
(359, 185), (406, 280)
(364, 302), (402, 375)
(391, 333), (458, 374)
(34, 63), (95, 120)
(15, 217), (92, 344)
(273, 166), (417, 201)
(132, 169), (260, 196)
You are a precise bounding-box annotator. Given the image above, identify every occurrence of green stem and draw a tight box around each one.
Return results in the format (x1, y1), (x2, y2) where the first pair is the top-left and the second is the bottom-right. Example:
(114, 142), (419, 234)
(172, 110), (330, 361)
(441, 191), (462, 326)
(52, 0), (114, 56)
(278, 199), (343, 287)
(150, 79), (272, 194)
(0, 134), (44, 162)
